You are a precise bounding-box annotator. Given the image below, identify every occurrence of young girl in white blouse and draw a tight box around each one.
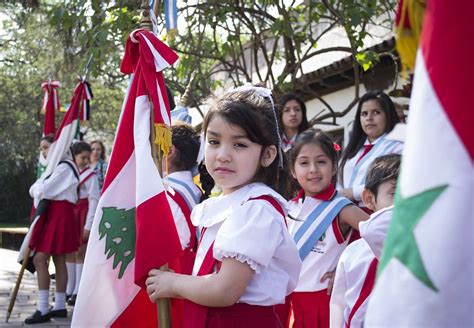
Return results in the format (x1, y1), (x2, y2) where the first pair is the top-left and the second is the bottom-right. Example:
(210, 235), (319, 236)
(146, 87), (302, 327)
(286, 129), (368, 328)
(339, 91), (402, 210)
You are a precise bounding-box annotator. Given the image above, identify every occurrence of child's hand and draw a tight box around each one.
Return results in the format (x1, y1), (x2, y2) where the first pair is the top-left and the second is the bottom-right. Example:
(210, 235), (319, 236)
(320, 271), (335, 295)
(83, 229), (90, 242)
(146, 269), (177, 302)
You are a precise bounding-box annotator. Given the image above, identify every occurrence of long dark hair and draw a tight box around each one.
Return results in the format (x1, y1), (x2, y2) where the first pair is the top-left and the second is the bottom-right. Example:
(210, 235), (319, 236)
(339, 90), (400, 181)
(278, 93), (309, 134)
(203, 89), (286, 193)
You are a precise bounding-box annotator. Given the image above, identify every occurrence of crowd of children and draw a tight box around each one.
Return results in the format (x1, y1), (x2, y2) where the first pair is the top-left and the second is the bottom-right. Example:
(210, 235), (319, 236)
(26, 87), (404, 327)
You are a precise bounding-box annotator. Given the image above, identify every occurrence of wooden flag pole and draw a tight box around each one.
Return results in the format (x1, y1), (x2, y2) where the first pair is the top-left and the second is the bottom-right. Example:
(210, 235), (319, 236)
(5, 248), (31, 323)
(139, 1), (172, 327)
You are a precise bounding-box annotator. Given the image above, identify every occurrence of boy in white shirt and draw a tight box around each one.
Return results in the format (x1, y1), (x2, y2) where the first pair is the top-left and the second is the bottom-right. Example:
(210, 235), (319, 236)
(330, 154), (401, 328)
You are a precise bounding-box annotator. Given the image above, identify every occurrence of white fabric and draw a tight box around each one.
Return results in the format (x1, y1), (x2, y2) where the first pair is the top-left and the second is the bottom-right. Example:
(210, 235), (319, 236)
(365, 51), (474, 327)
(73, 263), (84, 295)
(340, 134), (403, 203)
(38, 289), (49, 314)
(165, 170), (201, 249)
(330, 239), (375, 328)
(54, 292), (66, 311)
(359, 206), (393, 259)
(29, 161), (78, 204)
(287, 197), (350, 292)
(66, 262), (76, 295)
(79, 168), (101, 231)
(191, 182), (301, 305)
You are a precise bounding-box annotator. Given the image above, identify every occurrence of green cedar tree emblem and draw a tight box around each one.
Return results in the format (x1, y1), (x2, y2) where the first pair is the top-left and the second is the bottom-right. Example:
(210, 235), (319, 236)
(99, 207), (136, 279)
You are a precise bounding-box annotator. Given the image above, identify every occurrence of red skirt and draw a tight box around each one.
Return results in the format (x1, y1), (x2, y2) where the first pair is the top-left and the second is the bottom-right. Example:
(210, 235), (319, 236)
(73, 198), (89, 245)
(29, 200), (81, 255)
(289, 290), (330, 328)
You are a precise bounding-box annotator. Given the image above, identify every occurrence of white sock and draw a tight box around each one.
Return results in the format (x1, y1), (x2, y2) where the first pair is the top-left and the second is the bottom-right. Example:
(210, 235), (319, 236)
(73, 263), (84, 295)
(53, 292), (66, 310)
(37, 289), (49, 315)
(66, 262), (76, 296)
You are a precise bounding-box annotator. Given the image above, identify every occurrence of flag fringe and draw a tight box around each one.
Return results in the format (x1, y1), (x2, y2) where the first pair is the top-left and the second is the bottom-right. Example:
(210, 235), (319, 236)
(154, 123), (172, 156)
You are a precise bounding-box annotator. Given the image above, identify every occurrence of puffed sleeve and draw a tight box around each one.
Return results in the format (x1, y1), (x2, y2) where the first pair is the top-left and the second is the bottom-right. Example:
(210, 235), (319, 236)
(213, 200), (284, 273)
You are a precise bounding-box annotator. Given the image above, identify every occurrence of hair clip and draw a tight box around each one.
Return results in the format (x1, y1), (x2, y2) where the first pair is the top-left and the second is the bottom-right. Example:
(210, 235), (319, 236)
(333, 142), (341, 151)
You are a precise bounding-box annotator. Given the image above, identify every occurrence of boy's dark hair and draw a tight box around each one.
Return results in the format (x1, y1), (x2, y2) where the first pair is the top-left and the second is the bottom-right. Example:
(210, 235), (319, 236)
(72, 141), (92, 155)
(365, 154), (401, 199)
(203, 89), (286, 192)
(289, 128), (340, 186)
(171, 123), (200, 171)
(41, 134), (55, 144)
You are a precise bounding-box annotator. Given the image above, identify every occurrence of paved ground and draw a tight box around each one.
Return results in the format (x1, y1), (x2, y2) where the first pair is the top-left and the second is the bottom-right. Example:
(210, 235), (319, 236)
(0, 248), (72, 327)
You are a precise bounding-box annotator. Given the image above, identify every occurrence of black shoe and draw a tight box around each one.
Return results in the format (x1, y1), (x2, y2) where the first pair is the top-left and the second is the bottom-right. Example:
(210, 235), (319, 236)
(67, 294), (77, 306)
(48, 306), (67, 318)
(66, 294), (72, 302)
(24, 310), (51, 324)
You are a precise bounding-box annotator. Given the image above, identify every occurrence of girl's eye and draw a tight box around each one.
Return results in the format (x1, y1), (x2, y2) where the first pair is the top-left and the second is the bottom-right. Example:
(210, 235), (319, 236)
(208, 139), (219, 145)
(361, 112), (367, 117)
(298, 161), (308, 165)
(318, 160), (327, 165)
(234, 143), (247, 148)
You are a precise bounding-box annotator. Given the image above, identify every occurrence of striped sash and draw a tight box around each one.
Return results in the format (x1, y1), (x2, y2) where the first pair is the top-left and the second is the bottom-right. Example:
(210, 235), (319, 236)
(294, 194), (351, 261)
(348, 136), (400, 188)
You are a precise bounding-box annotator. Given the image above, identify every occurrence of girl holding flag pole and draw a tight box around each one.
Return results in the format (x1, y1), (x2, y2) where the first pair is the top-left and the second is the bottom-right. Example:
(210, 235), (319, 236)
(286, 129), (368, 327)
(146, 87), (302, 327)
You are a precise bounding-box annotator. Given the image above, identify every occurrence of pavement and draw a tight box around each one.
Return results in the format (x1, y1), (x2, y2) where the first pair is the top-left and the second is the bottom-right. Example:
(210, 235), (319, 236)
(0, 248), (72, 327)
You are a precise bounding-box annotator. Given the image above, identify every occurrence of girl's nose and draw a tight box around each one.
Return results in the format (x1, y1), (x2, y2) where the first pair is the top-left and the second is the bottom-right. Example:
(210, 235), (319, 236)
(216, 146), (231, 162)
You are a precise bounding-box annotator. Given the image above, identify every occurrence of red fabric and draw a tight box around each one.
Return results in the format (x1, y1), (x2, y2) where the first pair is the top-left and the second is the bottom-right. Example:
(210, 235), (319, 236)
(332, 217), (345, 244)
(29, 200), (80, 254)
(205, 303), (282, 328)
(168, 189), (197, 253)
(274, 297), (291, 328)
(289, 290), (330, 328)
(135, 192), (182, 288)
(110, 288), (157, 328)
(41, 80), (60, 135)
(421, 1), (474, 159)
(355, 144), (374, 164)
(73, 198), (88, 246)
(293, 184), (336, 203)
(346, 258), (378, 328)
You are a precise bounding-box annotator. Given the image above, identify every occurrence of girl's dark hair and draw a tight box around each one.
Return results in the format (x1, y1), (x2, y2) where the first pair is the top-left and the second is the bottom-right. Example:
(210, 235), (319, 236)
(278, 93), (309, 133)
(365, 154), (401, 200)
(289, 128), (339, 186)
(90, 140), (106, 161)
(339, 90), (400, 181)
(72, 141), (92, 155)
(41, 134), (54, 144)
(203, 90), (286, 193)
(171, 123), (201, 171)
(198, 163), (214, 202)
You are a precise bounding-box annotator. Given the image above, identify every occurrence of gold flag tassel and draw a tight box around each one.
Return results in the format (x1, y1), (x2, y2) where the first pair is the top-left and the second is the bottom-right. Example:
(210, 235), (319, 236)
(154, 122), (172, 157)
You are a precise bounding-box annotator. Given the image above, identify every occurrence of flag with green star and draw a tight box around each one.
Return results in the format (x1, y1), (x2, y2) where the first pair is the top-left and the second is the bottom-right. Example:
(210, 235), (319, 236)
(365, 1), (474, 326)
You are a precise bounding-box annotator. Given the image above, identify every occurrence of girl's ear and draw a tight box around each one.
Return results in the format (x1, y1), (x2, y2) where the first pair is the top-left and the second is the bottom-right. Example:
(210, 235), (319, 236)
(261, 145), (277, 167)
(361, 188), (376, 211)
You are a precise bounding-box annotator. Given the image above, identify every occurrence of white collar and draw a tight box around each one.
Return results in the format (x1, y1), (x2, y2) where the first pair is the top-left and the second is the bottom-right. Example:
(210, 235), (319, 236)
(364, 133), (387, 146)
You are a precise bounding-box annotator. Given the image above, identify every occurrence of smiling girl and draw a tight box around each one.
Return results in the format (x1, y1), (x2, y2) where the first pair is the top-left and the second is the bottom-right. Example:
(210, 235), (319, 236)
(146, 87), (301, 327)
(286, 129), (368, 327)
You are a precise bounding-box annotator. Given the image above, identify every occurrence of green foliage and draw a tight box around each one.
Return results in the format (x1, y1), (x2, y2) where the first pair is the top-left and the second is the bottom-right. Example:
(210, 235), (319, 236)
(99, 207), (136, 279)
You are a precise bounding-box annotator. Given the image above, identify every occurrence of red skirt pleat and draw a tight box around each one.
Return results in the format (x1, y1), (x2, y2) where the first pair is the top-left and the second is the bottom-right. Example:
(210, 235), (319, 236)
(289, 290), (330, 328)
(73, 198), (88, 245)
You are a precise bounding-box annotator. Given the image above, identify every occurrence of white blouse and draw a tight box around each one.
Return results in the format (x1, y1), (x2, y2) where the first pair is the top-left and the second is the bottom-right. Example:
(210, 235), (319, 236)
(30, 161), (79, 205)
(79, 168), (100, 231)
(191, 182), (302, 306)
(340, 134), (403, 203)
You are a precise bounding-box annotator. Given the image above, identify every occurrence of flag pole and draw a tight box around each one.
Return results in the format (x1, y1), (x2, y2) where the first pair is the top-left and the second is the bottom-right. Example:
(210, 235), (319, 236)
(5, 248), (31, 322)
(139, 1), (172, 327)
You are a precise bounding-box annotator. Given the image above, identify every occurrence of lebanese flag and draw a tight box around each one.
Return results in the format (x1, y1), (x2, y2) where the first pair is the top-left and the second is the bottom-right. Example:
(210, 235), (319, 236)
(72, 29), (182, 327)
(365, 1), (474, 326)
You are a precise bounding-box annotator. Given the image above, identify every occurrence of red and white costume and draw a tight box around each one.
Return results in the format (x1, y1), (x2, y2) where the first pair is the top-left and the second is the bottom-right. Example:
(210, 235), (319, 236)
(29, 159), (81, 254)
(165, 170), (203, 328)
(287, 184), (353, 328)
(75, 167), (100, 243)
(340, 134), (403, 206)
(184, 182), (301, 328)
(330, 207), (393, 328)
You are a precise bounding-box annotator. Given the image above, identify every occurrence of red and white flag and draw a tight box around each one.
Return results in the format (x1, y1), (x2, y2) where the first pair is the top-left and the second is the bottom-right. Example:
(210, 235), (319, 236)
(72, 29), (182, 327)
(40, 80), (61, 136)
(365, 1), (474, 326)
